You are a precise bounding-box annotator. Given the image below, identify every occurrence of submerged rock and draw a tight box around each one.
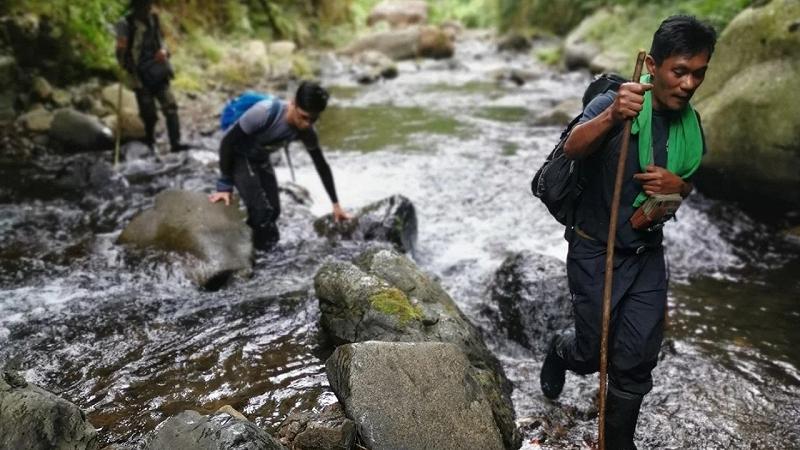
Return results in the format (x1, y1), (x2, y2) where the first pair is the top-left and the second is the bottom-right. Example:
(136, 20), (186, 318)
(117, 189), (253, 289)
(326, 341), (505, 450)
(0, 370), (99, 450)
(533, 98), (582, 127)
(146, 410), (286, 450)
(485, 251), (572, 353)
(313, 194), (417, 254)
(314, 248), (521, 449)
(276, 403), (355, 450)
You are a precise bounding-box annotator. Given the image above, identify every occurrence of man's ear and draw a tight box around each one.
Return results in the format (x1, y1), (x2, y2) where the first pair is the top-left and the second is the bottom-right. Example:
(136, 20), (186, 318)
(645, 54), (657, 78)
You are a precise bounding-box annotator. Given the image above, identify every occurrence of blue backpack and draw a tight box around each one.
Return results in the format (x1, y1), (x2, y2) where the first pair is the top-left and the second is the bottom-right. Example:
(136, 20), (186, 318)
(220, 91), (276, 131)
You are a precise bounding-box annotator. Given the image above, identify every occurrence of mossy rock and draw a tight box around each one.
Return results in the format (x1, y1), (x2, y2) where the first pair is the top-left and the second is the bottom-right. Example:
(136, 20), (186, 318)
(694, 0), (800, 211)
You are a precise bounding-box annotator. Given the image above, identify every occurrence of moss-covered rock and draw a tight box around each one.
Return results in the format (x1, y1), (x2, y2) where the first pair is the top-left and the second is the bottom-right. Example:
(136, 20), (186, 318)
(693, 0), (800, 211)
(314, 248), (521, 449)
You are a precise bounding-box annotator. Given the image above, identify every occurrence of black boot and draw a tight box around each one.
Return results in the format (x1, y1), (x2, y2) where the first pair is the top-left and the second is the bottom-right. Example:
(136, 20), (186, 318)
(604, 385), (643, 450)
(253, 221), (280, 252)
(540, 335), (567, 399)
(144, 122), (156, 152)
(166, 112), (188, 152)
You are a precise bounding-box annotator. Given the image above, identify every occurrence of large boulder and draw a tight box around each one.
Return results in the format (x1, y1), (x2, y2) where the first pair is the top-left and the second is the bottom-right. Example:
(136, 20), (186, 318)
(0, 371), (99, 450)
(533, 98), (582, 127)
(351, 50), (398, 84)
(276, 403), (355, 450)
(485, 252), (572, 352)
(341, 26), (454, 61)
(313, 194), (417, 254)
(101, 83), (146, 141)
(147, 410), (286, 450)
(117, 190), (253, 289)
(326, 341), (505, 450)
(367, 1), (428, 28)
(693, 0), (800, 212)
(49, 108), (114, 152)
(314, 248), (521, 449)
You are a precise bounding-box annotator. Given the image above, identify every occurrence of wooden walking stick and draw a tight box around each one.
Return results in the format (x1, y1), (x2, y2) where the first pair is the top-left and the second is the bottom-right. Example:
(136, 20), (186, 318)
(114, 74), (124, 169)
(597, 49), (647, 450)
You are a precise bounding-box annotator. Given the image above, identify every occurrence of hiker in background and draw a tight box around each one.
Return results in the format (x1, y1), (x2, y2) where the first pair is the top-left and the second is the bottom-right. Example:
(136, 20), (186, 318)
(208, 81), (351, 251)
(115, 0), (188, 153)
(538, 15), (717, 449)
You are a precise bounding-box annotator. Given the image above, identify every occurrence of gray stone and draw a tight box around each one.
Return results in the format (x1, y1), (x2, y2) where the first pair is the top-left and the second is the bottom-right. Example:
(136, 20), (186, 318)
(31, 76), (53, 101)
(341, 26), (453, 61)
(498, 32), (531, 52)
(314, 248), (520, 449)
(118, 190), (253, 290)
(0, 370), (99, 450)
(49, 108), (114, 152)
(533, 98), (582, 127)
(147, 410), (286, 450)
(314, 194), (417, 254)
(277, 403), (355, 450)
(326, 342), (504, 450)
(367, 1), (428, 28)
(485, 251), (571, 352)
(17, 107), (54, 132)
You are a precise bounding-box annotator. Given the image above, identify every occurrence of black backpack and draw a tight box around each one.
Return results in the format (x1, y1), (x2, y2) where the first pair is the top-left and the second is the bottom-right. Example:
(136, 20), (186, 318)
(531, 73), (628, 226)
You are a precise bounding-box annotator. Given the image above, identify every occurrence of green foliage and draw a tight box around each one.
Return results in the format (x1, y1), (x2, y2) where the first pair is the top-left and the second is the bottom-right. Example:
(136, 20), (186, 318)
(499, 0), (602, 35)
(429, 0), (497, 28)
(8, 0), (127, 74)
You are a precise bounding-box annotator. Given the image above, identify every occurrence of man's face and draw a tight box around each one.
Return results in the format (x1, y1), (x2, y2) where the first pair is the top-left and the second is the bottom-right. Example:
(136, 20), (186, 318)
(646, 50), (710, 111)
(288, 101), (317, 130)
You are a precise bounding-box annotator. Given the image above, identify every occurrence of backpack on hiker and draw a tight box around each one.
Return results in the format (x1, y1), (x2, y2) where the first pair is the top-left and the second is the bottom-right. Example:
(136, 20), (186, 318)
(220, 91), (276, 131)
(531, 73), (628, 226)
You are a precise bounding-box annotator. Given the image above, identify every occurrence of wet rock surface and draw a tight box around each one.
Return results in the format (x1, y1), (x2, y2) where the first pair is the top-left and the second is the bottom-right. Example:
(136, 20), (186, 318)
(0, 370), (99, 450)
(118, 189), (253, 290)
(326, 341), (505, 450)
(485, 251), (572, 353)
(146, 410), (286, 450)
(314, 194), (417, 254)
(314, 248), (521, 449)
(49, 108), (114, 152)
(276, 402), (355, 450)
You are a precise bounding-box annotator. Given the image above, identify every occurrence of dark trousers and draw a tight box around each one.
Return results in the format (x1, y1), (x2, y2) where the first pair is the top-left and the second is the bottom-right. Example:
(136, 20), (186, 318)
(134, 84), (180, 148)
(560, 247), (667, 395)
(232, 155), (281, 250)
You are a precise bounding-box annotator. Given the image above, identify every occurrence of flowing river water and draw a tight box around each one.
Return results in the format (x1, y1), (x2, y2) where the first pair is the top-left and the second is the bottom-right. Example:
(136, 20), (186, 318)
(1, 33), (798, 449)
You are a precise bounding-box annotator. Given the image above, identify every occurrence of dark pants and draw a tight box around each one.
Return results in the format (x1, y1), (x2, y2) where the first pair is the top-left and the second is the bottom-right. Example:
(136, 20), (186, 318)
(560, 246), (667, 395)
(232, 155), (281, 250)
(134, 84), (180, 149)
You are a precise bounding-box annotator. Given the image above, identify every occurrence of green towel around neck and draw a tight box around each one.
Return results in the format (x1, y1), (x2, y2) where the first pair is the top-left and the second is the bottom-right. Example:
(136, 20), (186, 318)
(630, 74), (703, 207)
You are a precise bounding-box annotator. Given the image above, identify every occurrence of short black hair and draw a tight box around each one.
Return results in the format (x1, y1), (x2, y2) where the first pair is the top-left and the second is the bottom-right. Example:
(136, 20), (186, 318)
(295, 81), (329, 116)
(650, 15), (717, 66)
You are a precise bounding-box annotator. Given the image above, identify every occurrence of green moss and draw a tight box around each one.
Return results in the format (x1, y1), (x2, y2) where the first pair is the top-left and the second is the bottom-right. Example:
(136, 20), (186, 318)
(369, 288), (422, 325)
(536, 45), (563, 67)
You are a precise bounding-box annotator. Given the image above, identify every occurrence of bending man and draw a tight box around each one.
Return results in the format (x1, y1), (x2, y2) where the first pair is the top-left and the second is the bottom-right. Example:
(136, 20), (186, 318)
(209, 82), (351, 250)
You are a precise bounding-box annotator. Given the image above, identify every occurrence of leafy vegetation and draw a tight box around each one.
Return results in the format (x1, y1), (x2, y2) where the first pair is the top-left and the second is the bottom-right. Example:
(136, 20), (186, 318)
(1, 0), (752, 85)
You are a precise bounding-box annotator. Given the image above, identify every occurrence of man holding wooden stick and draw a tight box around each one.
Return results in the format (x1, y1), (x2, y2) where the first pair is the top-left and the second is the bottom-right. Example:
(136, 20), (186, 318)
(539, 15), (717, 449)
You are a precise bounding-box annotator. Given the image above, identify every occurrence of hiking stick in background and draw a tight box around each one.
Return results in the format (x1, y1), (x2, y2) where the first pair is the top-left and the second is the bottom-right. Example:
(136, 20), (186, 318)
(114, 74), (124, 168)
(597, 49), (647, 450)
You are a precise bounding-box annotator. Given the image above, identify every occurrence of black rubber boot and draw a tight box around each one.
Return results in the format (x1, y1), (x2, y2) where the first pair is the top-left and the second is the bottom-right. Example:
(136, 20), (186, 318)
(166, 112), (188, 152)
(604, 385), (643, 450)
(540, 335), (567, 399)
(253, 221), (280, 252)
(144, 122), (156, 151)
